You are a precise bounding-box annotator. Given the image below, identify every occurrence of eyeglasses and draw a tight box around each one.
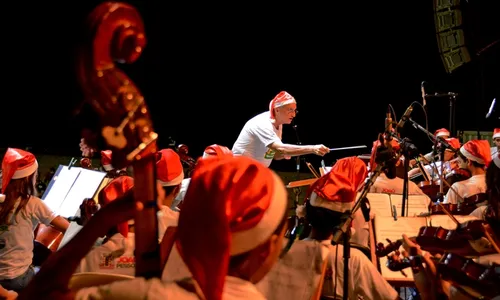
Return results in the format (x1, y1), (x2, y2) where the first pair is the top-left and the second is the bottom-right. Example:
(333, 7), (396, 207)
(286, 108), (299, 114)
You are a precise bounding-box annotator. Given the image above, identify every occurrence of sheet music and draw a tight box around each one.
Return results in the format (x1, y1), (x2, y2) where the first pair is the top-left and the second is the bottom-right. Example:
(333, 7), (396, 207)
(42, 165), (81, 212)
(364, 193), (392, 217)
(57, 221), (83, 250)
(390, 194), (430, 217)
(58, 168), (106, 218)
(374, 216), (427, 281)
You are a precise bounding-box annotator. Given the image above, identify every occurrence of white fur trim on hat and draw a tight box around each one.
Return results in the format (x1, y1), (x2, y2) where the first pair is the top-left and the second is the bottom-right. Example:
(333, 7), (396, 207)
(274, 99), (296, 108)
(493, 154), (500, 168)
(157, 170), (185, 187)
(103, 164), (113, 171)
(12, 160), (38, 179)
(230, 173), (287, 255)
(460, 147), (485, 164)
(494, 132), (500, 139)
(309, 191), (353, 213)
(0, 194), (5, 203)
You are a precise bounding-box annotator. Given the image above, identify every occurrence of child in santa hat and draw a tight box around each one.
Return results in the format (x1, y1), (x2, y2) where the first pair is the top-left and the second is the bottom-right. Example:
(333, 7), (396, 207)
(0, 148), (69, 292)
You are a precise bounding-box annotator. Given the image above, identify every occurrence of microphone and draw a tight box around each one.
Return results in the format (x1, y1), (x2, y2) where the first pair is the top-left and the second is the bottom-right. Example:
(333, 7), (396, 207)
(385, 106), (393, 141)
(396, 104), (414, 131)
(421, 81), (427, 108)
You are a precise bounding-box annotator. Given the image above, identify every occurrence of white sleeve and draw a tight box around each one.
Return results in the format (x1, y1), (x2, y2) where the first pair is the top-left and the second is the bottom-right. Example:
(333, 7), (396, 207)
(249, 123), (281, 148)
(75, 277), (161, 300)
(32, 196), (57, 225)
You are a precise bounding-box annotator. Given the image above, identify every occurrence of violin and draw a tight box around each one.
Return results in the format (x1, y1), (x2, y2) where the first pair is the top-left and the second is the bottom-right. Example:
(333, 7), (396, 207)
(438, 252), (500, 299)
(376, 219), (495, 258)
(429, 193), (489, 215)
(386, 252), (499, 299)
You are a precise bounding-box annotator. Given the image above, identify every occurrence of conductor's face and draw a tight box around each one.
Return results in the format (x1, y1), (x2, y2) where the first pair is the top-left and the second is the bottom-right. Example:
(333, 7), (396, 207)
(275, 103), (297, 125)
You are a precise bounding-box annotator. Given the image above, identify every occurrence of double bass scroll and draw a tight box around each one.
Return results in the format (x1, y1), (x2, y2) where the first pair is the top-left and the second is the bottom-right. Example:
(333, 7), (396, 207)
(77, 2), (161, 279)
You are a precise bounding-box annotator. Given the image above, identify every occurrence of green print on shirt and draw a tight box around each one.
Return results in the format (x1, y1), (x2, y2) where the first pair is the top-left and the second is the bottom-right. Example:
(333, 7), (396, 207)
(264, 148), (276, 159)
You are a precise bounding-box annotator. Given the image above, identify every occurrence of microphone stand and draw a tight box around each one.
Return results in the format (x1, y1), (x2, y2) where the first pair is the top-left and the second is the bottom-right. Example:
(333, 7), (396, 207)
(407, 118), (457, 202)
(331, 148), (394, 300)
(292, 124), (302, 209)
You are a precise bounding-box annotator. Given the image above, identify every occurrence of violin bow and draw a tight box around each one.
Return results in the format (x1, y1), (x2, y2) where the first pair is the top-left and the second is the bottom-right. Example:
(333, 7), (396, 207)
(437, 202), (460, 226)
(428, 162), (465, 203)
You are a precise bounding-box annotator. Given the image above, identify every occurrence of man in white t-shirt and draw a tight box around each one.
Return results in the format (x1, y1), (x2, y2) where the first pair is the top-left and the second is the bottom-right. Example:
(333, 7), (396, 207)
(232, 91), (329, 168)
(443, 140), (491, 205)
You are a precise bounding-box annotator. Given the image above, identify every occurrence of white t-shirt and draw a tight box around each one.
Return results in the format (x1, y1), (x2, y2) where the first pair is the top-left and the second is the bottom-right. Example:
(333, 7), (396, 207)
(157, 206), (179, 242)
(369, 173), (429, 196)
(232, 111), (282, 167)
(172, 178), (191, 210)
(317, 240), (398, 300)
(443, 174), (487, 204)
(0, 196), (57, 280)
(74, 232), (136, 276)
(75, 276), (266, 300)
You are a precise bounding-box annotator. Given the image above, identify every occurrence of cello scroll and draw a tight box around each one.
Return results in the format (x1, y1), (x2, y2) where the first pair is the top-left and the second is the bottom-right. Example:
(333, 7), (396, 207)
(77, 2), (161, 279)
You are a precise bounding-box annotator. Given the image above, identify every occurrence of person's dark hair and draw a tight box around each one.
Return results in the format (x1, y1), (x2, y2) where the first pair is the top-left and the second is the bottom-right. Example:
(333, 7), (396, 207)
(305, 200), (344, 234)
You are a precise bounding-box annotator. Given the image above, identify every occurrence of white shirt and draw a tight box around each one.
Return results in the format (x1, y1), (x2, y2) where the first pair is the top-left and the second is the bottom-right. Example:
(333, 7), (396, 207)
(75, 276), (265, 300)
(74, 232), (136, 276)
(157, 206), (179, 242)
(370, 173), (428, 196)
(443, 174), (487, 204)
(469, 205), (488, 220)
(317, 240), (398, 300)
(172, 178), (191, 210)
(232, 111), (282, 167)
(0, 196), (57, 280)
(258, 239), (398, 300)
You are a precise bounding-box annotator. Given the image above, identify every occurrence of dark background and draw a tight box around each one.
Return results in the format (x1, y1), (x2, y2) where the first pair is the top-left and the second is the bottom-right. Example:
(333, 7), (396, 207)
(1, 1), (499, 172)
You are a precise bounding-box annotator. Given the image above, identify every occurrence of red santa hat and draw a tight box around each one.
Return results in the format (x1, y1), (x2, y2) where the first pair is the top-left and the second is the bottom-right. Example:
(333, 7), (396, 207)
(493, 128), (500, 139)
(493, 153), (500, 169)
(176, 156), (287, 300)
(435, 128), (450, 138)
(98, 176), (134, 238)
(269, 91), (296, 119)
(460, 140), (491, 166)
(444, 138), (461, 151)
(307, 156), (367, 213)
(101, 150), (113, 171)
(202, 144), (233, 159)
(1, 148), (38, 194)
(156, 149), (184, 186)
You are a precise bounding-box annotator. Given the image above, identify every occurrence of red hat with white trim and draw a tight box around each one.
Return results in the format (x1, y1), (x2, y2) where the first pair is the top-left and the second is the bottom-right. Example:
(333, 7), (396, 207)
(101, 150), (113, 171)
(460, 140), (491, 166)
(202, 144), (233, 159)
(269, 91), (296, 119)
(156, 149), (184, 186)
(176, 156), (287, 300)
(98, 176), (134, 238)
(493, 128), (500, 139)
(435, 128), (450, 138)
(307, 156), (367, 213)
(1, 148), (38, 194)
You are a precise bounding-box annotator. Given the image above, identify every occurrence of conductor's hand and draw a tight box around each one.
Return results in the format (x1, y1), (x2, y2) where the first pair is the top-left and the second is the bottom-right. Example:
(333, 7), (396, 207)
(313, 145), (329, 156)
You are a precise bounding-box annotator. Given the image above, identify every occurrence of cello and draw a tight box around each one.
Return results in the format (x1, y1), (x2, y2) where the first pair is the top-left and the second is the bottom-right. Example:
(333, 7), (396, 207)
(18, 3), (161, 298)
